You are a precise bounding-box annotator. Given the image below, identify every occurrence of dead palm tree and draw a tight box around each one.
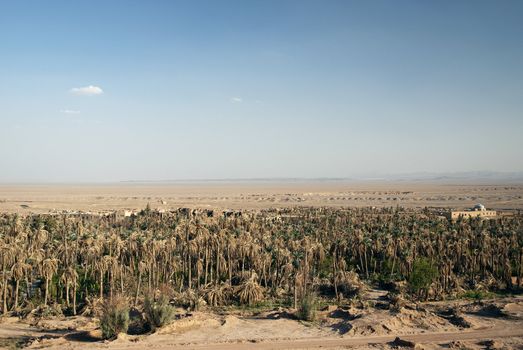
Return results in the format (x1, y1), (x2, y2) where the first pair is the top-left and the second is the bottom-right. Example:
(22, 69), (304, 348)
(236, 271), (264, 306)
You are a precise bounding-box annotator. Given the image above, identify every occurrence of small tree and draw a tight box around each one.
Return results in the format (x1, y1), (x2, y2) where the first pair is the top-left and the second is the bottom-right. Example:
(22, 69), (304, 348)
(409, 258), (438, 301)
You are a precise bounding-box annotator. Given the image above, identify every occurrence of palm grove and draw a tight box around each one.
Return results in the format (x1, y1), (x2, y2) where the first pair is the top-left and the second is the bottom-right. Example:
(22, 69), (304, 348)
(0, 207), (522, 318)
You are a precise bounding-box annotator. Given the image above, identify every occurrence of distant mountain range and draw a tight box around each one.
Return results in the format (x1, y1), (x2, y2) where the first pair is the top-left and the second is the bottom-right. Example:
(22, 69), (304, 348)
(373, 171), (523, 183)
(121, 172), (523, 184)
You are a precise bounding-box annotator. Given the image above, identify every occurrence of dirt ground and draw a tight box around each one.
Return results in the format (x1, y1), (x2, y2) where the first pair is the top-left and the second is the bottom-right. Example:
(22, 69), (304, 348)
(1, 181), (522, 213)
(1, 293), (522, 350)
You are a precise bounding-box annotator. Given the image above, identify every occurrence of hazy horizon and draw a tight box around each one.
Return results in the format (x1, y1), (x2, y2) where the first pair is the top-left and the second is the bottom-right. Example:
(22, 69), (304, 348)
(1, 0), (522, 182)
(1, 170), (523, 186)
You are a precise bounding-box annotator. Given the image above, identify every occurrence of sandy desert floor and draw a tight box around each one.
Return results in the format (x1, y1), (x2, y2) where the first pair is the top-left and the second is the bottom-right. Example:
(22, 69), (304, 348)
(1, 291), (522, 350)
(1, 181), (522, 214)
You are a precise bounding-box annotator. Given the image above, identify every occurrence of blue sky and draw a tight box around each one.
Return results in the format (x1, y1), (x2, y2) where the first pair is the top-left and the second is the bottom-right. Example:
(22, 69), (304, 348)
(1, 0), (522, 182)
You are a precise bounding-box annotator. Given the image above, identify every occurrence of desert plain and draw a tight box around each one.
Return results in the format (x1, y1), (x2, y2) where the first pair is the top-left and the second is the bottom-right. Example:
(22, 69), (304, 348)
(1, 180), (522, 213)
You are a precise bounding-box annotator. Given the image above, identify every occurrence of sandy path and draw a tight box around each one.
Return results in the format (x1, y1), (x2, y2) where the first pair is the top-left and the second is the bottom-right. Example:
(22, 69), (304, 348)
(33, 324), (520, 350)
(0, 322), (66, 339)
(163, 326), (523, 349)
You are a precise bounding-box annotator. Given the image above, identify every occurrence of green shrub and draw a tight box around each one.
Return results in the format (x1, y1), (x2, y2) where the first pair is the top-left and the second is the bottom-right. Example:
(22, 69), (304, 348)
(297, 293), (317, 321)
(100, 296), (130, 339)
(409, 258), (438, 300)
(460, 290), (496, 300)
(144, 295), (176, 330)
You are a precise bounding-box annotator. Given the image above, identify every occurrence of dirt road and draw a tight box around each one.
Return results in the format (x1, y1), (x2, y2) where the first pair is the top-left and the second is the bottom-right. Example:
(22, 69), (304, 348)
(95, 326), (523, 350)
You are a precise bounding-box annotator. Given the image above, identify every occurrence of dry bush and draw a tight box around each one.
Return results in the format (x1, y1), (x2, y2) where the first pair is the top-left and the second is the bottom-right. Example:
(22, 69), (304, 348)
(176, 290), (206, 311)
(204, 283), (232, 307)
(388, 292), (406, 313)
(31, 303), (64, 319)
(79, 297), (105, 317)
(336, 270), (366, 298)
(235, 273), (264, 306)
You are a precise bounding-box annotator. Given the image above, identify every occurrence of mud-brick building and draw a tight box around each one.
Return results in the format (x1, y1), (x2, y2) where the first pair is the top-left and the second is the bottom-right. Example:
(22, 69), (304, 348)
(448, 204), (496, 220)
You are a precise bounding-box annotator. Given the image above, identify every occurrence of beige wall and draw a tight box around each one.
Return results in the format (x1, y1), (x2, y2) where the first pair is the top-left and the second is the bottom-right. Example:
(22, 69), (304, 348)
(450, 210), (496, 219)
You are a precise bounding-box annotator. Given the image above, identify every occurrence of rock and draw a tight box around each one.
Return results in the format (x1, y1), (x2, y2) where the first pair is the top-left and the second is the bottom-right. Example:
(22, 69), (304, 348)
(478, 304), (505, 318)
(375, 301), (390, 310)
(115, 332), (130, 342)
(480, 339), (508, 350)
(390, 336), (417, 348)
(439, 307), (473, 328)
(448, 340), (472, 349)
(321, 304), (338, 312)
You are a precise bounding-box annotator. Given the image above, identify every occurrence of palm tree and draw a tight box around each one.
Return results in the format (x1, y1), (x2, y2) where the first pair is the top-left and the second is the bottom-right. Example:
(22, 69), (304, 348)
(41, 258), (59, 306)
(1, 244), (16, 314)
(11, 260), (30, 310)
(61, 266), (78, 313)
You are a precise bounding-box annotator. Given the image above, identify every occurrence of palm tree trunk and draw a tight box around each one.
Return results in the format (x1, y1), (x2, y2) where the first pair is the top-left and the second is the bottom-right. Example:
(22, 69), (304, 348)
(303, 252), (308, 296)
(518, 249), (522, 287)
(216, 244), (220, 284)
(99, 270), (104, 299)
(13, 280), (19, 310)
(188, 255), (192, 289)
(73, 284), (77, 315)
(44, 278), (49, 305)
(65, 283), (70, 306)
(148, 265), (152, 292)
(293, 275), (298, 309)
(262, 261), (267, 288)
(197, 259), (201, 290)
(227, 246), (232, 283)
(204, 247), (209, 285)
(391, 250), (397, 277)
(120, 271), (125, 294)
(109, 270), (114, 300)
(364, 246), (369, 279)
(135, 270), (142, 306)
(2, 274), (7, 314)
(26, 276), (31, 299)
(333, 257), (338, 301)
(358, 251), (365, 276)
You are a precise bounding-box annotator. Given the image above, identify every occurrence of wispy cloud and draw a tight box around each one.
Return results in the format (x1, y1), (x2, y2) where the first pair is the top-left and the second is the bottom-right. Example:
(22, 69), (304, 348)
(60, 109), (81, 114)
(230, 97), (243, 103)
(70, 85), (103, 96)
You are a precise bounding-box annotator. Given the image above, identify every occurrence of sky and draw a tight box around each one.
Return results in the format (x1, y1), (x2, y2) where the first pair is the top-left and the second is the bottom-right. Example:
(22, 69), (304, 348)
(0, 0), (522, 182)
